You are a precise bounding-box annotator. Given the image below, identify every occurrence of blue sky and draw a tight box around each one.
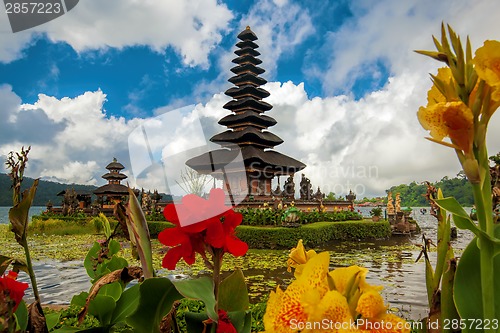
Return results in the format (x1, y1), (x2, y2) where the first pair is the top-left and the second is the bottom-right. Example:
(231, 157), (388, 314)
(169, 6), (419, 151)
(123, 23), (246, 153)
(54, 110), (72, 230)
(1, 0), (500, 197)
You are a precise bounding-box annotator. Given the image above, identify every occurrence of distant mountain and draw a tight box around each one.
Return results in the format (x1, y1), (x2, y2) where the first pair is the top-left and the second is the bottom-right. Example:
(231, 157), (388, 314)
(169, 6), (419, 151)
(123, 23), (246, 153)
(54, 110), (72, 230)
(0, 173), (98, 206)
(0, 173), (176, 207)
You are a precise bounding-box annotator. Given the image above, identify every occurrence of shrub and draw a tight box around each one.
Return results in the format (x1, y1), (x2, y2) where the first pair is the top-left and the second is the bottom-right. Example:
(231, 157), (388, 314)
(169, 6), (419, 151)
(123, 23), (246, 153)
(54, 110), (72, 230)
(237, 207), (362, 226)
(236, 221), (391, 249)
(29, 218), (97, 235)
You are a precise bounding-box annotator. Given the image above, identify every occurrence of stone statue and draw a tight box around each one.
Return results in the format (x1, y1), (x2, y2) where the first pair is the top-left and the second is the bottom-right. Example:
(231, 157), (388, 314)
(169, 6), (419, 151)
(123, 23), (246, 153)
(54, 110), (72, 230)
(272, 184), (282, 197)
(395, 193), (401, 213)
(314, 187), (324, 201)
(299, 174), (313, 200)
(283, 175), (295, 199)
(387, 192), (395, 215)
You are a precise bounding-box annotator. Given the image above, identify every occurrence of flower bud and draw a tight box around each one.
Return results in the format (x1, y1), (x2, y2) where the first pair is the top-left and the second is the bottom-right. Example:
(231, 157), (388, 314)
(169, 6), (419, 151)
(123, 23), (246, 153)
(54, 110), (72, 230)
(462, 158), (480, 183)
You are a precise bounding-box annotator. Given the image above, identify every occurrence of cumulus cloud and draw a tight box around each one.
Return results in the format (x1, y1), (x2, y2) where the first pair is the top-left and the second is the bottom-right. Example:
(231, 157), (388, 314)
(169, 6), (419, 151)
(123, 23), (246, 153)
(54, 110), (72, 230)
(0, 88), (142, 185)
(0, 0), (233, 67)
(307, 0), (500, 96)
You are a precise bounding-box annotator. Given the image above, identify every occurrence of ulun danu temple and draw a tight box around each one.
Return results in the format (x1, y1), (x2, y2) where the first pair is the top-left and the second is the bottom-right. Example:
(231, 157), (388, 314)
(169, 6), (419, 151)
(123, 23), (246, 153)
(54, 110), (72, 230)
(186, 27), (355, 211)
(186, 27), (306, 202)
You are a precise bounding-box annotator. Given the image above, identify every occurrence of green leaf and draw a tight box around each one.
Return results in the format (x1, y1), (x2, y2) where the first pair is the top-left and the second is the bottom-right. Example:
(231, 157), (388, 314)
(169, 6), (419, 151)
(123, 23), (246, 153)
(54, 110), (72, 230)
(14, 300), (28, 331)
(111, 284), (140, 324)
(173, 276), (217, 321)
(434, 197), (481, 235)
(125, 187), (155, 279)
(126, 278), (183, 333)
(228, 310), (252, 333)
(83, 242), (101, 279)
(219, 269), (249, 313)
(46, 312), (62, 331)
(88, 295), (116, 326)
(8, 179), (38, 244)
(97, 281), (123, 301)
(71, 291), (89, 307)
(99, 213), (112, 239)
(184, 312), (208, 333)
(454, 234), (500, 333)
(108, 239), (121, 256)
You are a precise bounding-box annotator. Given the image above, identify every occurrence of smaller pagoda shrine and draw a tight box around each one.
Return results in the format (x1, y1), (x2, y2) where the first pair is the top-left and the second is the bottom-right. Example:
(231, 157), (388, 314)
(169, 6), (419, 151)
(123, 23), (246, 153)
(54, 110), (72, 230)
(94, 158), (129, 208)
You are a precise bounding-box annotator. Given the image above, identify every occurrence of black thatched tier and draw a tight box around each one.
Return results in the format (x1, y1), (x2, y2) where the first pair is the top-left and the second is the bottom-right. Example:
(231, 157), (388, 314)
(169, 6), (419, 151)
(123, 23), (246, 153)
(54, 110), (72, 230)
(225, 85), (270, 99)
(218, 111), (277, 128)
(235, 47), (261, 57)
(210, 127), (283, 148)
(228, 73), (267, 86)
(102, 172), (128, 180)
(223, 97), (272, 112)
(236, 40), (258, 49)
(232, 55), (262, 66)
(93, 183), (129, 195)
(230, 63), (265, 76)
(186, 146), (305, 175)
(237, 27), (258, 41)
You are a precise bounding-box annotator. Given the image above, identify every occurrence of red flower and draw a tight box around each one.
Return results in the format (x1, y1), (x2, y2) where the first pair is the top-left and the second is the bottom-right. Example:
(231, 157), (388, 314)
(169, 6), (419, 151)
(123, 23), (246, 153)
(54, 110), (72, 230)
(0, 271), (29, 311)
(216, 309), (237, 333)
(159, 189), (248, 269)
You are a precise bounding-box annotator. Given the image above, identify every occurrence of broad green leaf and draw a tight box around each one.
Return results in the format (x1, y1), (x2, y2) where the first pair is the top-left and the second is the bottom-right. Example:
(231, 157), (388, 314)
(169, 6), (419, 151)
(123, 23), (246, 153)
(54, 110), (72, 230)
(126, 188), (155, 279)
(228, 310), (252, 333)
(219, 269), (249, 312)
(111, 284), (140, 324)
(97, 281), (123, 301)
(127, 278), (183, 333)
(173, 276), (217, 321)
(71, 291), (89, 307)
(46, 312), (61, 331)
(8, 179), (39, 244)
(108, 239), (121, 256)
(184, 312), (208, 333)
(434, 197), (469, 218)
(88, 295), (116, 326)
(454, 233), (500, 333)
(14, 300), (28, 331)
(84, 242), (101, 279)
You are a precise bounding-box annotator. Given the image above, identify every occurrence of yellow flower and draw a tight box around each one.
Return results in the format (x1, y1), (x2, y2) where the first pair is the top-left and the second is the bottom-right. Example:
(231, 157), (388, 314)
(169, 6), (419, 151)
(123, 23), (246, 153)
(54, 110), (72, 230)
(264, 252), (330, 333)
(287, 239), (317, 276)
(426, 67), (454, 105)
(473, 40), (500, 88)
(417, 101), (474, 153)
(356, 291), (409, 333)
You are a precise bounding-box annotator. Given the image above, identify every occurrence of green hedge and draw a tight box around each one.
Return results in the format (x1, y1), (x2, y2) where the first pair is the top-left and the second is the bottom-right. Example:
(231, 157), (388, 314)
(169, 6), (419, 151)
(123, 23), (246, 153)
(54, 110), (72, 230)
(32, 214), (89, 222)
(235, 221), (391, 249)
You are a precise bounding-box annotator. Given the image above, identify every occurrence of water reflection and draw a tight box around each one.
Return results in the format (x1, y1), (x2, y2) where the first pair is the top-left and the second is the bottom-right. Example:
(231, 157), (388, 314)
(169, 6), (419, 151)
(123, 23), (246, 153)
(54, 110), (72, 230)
(17, 207), (473, 321)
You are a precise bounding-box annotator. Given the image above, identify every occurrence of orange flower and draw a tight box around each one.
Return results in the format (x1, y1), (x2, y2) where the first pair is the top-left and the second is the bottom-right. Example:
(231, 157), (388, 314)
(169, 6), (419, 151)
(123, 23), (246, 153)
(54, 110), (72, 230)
(417, 101), (474, 153)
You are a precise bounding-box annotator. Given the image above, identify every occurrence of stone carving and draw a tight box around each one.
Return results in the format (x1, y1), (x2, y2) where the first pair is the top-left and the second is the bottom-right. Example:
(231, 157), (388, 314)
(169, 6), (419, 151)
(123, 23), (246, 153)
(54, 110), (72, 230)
(395, 193), (401, 213)
(283, 175), (295, 199)
(387, 192), (395, 215)
(299, 174), (313, 200)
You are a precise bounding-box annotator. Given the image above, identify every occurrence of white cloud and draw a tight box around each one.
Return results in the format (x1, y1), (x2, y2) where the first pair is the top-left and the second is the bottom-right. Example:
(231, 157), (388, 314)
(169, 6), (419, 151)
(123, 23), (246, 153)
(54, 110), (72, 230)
(310, 0), (500, 96)
(0, 0), (233, 67)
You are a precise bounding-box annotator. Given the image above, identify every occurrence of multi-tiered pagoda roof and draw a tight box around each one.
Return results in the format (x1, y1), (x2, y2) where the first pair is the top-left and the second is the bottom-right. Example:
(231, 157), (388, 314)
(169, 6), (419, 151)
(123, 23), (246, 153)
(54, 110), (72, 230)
(186, 27), (305, 197)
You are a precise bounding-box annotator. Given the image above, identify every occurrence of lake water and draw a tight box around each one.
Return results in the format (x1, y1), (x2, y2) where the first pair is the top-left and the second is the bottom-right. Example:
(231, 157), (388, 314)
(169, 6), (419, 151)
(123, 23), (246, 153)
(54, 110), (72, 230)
(0, 206), (46, 224)
(2, 206), (474, 321)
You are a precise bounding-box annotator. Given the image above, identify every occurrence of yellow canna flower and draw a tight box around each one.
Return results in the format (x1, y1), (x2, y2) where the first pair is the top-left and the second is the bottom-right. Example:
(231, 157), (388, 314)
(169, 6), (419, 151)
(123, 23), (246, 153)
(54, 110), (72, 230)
(427, 67), (455, 105)
(473, 40), (500, 89)
(417, 101), (474, 154)
(356, 291), (410, 333)
(263, 252), (330, 332)
(287, 239), (317, 276)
